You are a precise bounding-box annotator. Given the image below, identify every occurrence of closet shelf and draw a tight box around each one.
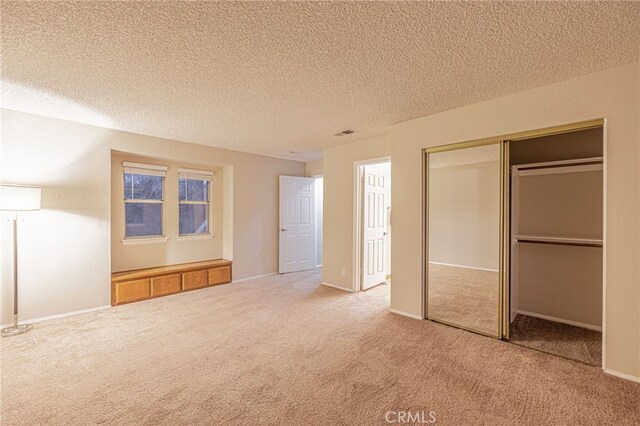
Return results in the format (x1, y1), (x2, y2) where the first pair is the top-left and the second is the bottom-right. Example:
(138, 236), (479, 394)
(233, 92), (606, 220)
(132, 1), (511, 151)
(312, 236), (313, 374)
(514, 235), (603, 248)
(511, 157), (603, 171)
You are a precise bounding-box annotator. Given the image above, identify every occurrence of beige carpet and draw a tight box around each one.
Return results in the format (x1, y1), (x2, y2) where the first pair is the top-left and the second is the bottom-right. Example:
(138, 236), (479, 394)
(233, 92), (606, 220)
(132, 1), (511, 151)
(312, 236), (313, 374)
(510, 314), (602, 367)
(427, 263), (499, 336)
(2, 269), (639, 425)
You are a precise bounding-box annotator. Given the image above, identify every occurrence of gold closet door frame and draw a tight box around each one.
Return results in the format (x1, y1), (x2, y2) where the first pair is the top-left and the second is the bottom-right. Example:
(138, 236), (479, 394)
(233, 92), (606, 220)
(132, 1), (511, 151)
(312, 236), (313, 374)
(423, 139), (506, 339)
(422, 118), (605, 340)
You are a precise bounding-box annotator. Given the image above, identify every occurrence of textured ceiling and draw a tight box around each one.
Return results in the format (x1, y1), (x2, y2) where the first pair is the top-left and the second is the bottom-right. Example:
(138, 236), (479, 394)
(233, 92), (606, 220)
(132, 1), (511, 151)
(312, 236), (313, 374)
(2, 2), (640, 162)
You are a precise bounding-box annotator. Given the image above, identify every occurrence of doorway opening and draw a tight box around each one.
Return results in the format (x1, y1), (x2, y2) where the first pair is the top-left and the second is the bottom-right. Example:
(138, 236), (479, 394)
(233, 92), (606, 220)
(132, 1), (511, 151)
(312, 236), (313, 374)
(354, 158), (391, 292)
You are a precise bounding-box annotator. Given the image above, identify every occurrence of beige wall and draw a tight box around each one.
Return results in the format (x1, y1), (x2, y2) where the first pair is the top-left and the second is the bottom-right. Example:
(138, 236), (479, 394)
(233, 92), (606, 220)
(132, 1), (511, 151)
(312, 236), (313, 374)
(510, 127), (603, 165)
(515, 169), (603, 327)
(322, 133), (391, 289)
(0, 109), (305, 323)
(110, 152), (225, 272)
(518, 244), (603, 327)
(518, 170), (603, 239)
(323, 62), (640, 378)
(305, 158), (323, 177)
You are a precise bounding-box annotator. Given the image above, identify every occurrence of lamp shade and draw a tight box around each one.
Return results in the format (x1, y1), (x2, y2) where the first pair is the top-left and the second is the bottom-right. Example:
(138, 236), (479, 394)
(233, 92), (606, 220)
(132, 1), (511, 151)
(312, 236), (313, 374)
(0, 185), (41, 211)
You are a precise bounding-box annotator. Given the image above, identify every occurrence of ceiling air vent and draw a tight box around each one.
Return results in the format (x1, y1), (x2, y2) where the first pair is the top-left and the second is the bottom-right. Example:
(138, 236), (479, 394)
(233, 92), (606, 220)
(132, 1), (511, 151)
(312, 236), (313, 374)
(333, 129), (355, 137)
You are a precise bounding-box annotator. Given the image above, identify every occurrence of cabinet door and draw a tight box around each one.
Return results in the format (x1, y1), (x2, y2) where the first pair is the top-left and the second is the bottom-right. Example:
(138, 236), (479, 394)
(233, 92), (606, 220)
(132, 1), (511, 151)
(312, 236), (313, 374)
(115, 279), (150, 305)
(208, 266), (232, 286)
(151, 274), (182, 297)
(182, 270), (208, 290)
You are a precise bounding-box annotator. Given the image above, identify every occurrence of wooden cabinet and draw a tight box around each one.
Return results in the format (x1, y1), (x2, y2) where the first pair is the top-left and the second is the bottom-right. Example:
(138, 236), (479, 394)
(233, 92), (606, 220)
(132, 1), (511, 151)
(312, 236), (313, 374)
(151, 274), (181, 297)
(114, 278), (150, 304)
(209, 265), (231, 286)
(111, 259), (232, 305)
(183, 270), (208, 290)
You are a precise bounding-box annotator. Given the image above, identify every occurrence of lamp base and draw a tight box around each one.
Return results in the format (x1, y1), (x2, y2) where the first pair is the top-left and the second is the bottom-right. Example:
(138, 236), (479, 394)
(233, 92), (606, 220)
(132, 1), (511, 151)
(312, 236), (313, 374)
(1, 323), (33, 337)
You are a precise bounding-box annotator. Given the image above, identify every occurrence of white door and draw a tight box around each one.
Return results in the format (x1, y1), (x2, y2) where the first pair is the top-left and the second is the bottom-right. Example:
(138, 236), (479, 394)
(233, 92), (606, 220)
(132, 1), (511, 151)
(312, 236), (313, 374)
(362, 162), (391, 289)
(279, 176), (316, 274)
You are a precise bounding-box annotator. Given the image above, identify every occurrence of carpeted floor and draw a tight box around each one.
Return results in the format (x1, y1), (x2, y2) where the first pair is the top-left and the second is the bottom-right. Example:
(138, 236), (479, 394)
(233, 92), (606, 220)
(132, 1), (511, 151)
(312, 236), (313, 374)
(1, 269), (639, 425)
(509, 314), (602, 367)
(427, 263), (499, 336)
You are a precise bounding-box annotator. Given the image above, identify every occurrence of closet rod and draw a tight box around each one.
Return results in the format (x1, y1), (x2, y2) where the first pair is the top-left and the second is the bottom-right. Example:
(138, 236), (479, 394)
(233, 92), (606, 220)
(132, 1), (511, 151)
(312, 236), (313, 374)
(515, 235), (603, 248)
(512, 156), (603, 171)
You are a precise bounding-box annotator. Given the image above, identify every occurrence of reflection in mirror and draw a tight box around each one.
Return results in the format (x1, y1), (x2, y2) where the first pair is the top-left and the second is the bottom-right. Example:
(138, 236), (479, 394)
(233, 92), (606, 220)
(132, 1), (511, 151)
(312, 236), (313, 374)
(427, 143), (501, 337)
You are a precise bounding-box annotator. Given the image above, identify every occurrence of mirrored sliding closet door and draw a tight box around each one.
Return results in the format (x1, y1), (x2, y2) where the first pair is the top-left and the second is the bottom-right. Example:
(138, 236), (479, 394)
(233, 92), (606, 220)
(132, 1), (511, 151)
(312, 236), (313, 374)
(426, 142), (502, 337)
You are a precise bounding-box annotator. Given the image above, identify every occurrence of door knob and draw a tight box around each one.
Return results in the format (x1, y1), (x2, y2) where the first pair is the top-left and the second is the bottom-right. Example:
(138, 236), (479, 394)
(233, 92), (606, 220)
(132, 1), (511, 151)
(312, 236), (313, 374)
(281, 228), (288, 232)
(383, 232), (388, 236)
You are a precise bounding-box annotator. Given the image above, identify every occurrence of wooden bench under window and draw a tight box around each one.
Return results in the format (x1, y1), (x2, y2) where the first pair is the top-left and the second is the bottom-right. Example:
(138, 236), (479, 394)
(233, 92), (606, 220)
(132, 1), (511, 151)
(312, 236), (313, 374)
(111, 259), (232, 305)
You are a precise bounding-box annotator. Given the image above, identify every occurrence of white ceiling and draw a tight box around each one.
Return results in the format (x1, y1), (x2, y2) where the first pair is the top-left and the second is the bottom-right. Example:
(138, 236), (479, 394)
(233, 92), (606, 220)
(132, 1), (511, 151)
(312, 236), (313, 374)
(2, 2), (639, 162)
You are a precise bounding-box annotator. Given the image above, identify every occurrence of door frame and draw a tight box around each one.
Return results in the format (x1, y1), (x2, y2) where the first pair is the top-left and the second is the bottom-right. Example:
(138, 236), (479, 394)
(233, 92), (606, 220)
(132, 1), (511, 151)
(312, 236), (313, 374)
(421, 118), (606, 348)
(353, 156), (391, 292)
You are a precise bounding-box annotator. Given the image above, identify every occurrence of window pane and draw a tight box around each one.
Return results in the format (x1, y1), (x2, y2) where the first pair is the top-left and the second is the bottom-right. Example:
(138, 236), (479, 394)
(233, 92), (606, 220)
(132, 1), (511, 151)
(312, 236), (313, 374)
(125, 203), (163, 237)
(180, 178), (209, 202)
(179, 178), (187, 201)
(179, 204), (209, 235)
(189, 179), (209, 202)
(124, 173), (133, 199)
(130, 174), (163, 200)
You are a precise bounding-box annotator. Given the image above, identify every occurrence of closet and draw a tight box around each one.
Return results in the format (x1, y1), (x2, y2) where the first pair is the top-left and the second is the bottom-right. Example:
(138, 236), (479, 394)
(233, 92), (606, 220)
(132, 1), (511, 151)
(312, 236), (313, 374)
(508, 128), (603, 365)
(423, 122), (604, 366)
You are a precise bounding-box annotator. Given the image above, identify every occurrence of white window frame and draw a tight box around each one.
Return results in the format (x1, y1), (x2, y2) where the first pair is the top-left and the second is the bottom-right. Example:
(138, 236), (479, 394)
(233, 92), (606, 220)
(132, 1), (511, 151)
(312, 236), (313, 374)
(122, 162), (168, 244)
(178, 168), (214, 240)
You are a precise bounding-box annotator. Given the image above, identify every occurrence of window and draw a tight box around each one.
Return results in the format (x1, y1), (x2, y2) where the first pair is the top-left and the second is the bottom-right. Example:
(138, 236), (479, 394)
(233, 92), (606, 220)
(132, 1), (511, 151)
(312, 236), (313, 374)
(123, 162), (167, 238)
(179, 169), (212, 236)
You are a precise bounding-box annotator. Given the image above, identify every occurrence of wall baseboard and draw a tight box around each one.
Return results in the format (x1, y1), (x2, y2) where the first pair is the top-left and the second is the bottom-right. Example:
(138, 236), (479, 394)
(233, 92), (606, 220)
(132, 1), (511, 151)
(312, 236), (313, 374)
(232, 272), (278, 283)
(603, 368), (640, 383)
(1, 305), (111, 328)
(390, 308), (423, 320)
(429, 261), (498, 273)
(321, 282), (356, 292)
(517, 310), (602, 332)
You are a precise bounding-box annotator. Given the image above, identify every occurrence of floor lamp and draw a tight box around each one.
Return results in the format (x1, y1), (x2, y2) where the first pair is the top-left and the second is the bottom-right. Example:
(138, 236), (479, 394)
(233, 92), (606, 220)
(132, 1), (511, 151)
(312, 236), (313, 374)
(1, 184), (41, 337)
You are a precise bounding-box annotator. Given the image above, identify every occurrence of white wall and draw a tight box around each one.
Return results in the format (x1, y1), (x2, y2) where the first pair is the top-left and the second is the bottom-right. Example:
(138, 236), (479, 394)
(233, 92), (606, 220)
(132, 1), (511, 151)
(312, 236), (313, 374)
(323, 62), (640, 379)
(0, 110), (305, 323)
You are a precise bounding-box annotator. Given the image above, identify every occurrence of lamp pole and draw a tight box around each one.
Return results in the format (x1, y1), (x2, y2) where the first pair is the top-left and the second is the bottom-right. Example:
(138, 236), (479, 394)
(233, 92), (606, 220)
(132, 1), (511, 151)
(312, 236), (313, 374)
(1, 184), (41, 337)
(2, 213), (33, 337)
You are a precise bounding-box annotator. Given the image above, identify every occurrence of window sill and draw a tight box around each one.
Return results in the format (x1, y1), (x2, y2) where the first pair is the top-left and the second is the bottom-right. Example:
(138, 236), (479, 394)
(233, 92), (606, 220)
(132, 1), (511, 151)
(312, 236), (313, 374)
(121, 236), (169, 246)
(177, 234), (214, 242)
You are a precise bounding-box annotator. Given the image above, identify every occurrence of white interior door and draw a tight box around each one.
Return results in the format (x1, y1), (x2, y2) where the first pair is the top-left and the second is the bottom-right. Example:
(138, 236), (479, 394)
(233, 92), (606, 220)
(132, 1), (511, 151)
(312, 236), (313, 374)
(279, 176), (316, 274)
(362, 162), (391, 289)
